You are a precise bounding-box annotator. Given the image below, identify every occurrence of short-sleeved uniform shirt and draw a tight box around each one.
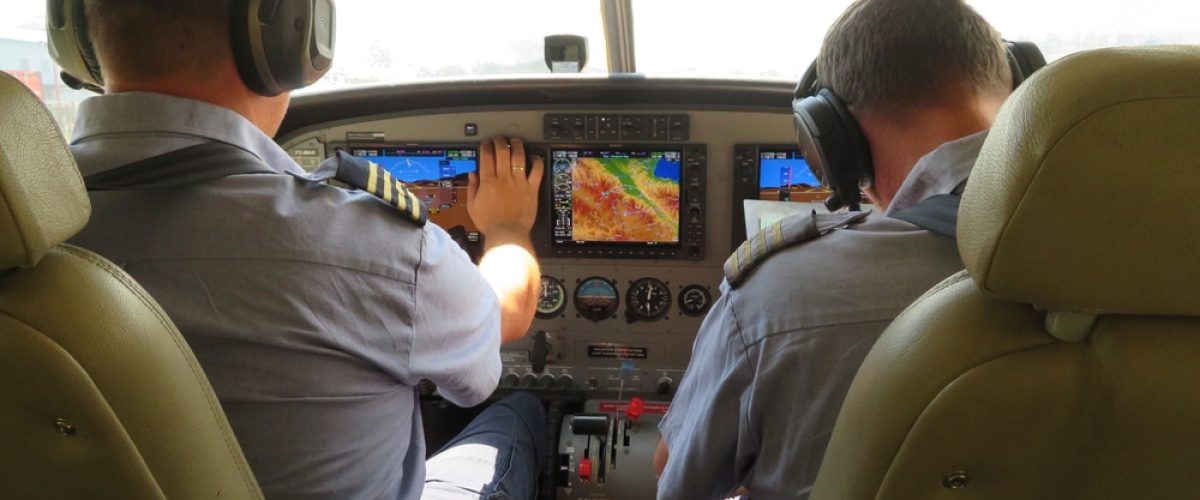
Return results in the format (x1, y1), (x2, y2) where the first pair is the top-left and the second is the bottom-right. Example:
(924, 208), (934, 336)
(68, 92), (502, 500)
(657, 131), (988, 500)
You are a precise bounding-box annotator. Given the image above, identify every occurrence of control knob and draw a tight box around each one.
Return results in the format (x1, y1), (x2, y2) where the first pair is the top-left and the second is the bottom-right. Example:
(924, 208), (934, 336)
(657, 377), (674, 395)
(519, 373), (538, 389)
(538, 374), (556, 390)
(500, 373), (520, 388)
(555, 374), (575, 390)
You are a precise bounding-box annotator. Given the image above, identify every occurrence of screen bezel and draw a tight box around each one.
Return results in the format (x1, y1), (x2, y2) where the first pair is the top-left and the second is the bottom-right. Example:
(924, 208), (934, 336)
(547, 145), (688, 249)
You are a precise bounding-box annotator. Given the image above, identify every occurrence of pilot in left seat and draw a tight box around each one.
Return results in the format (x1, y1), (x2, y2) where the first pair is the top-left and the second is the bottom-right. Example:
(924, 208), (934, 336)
(53, 0), (547, 499)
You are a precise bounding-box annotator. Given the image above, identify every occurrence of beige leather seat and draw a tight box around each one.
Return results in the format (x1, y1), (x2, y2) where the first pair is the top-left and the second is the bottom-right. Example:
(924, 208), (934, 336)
(0, 73), (262, 499)
(812, 45), (1200, 499)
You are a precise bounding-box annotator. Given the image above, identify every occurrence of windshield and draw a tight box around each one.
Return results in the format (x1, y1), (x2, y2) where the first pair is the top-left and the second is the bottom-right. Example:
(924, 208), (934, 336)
(307, 1), (609, 93)
(4, 0), (1200, 130)
(634, 0), (1200, 79)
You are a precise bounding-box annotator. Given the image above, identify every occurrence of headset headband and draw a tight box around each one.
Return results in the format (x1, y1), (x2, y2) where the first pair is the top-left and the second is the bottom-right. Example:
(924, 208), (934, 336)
(793, 40), (1047, 212)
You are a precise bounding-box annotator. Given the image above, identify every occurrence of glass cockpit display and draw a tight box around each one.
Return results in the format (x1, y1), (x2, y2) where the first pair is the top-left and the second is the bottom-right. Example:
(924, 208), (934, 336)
(757, 149), (830, 203)
(550, 148), (683, 246)
(348, 146), (479, 235)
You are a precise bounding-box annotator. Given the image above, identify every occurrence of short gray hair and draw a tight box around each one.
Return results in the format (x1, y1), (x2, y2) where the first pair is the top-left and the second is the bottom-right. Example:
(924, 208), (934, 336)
(816, 0), (1010, 114)
(86, 0), (232, 82)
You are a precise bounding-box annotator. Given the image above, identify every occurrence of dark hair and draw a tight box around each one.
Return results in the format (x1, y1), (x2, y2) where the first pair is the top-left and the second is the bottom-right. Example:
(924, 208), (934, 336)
(86, 0), (233, 81)
(816, 0), (1010, 114)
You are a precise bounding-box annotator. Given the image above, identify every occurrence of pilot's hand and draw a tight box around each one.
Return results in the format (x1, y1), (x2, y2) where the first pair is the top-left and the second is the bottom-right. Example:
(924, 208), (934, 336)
(468, 137), (544, 238)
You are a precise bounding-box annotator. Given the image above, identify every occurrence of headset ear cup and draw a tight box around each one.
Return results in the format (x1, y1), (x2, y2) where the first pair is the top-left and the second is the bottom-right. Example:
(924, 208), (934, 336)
(46, 0), (104, 92)
(792, 89), (873, 212)
(231, 0), (335, 97)
(231, 0), (277, 96)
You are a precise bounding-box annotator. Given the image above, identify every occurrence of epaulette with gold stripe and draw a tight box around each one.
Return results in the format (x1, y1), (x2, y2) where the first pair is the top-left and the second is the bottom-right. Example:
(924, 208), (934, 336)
(313, 152), (428, 227)
(724, 210), (871, 288)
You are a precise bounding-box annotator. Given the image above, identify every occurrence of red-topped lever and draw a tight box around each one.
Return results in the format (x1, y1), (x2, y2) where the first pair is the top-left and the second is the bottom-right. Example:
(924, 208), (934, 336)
(578, 457), (592, 481)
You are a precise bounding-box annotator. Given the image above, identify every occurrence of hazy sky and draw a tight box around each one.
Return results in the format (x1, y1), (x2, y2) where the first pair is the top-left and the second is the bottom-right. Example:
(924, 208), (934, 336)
(4, 0), (1198, 86)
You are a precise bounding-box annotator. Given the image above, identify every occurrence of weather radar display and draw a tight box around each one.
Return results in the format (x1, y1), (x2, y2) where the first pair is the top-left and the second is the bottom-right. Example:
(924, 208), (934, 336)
(551, 148), (682, 246)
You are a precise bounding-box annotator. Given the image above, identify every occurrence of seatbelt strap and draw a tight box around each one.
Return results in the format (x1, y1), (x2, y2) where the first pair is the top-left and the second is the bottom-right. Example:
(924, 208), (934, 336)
(84, 142), (276, 191)
(889, 193), (962, 238)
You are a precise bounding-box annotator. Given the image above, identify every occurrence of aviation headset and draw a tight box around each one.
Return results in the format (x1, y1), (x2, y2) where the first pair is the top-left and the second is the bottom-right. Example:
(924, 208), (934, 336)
(792, 40), (1047, 211)
(45, 0), (336, 96)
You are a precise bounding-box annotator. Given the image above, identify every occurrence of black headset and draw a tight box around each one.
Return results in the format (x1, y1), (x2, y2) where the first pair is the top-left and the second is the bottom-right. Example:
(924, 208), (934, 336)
(45, 0), (336, 96)
(792, 40), (1047, 212)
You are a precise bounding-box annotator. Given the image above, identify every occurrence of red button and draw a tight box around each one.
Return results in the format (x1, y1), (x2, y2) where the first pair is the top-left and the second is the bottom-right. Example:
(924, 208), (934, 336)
(626, 397), (645, 422)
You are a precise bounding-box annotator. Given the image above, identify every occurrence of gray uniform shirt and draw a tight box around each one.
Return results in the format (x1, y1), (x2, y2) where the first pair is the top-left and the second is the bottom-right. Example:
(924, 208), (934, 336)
(68, 92), (502, 500)
(657, 131), (987, 500)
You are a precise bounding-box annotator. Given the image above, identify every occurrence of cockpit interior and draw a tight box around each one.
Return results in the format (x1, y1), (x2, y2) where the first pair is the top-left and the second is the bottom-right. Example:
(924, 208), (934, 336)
(4, 1), (1200, 499)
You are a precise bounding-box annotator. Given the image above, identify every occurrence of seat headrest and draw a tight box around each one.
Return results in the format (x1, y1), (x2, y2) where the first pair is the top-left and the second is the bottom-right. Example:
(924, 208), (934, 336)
(0, 72), (90, 270)
(960, 45), (1200, 317)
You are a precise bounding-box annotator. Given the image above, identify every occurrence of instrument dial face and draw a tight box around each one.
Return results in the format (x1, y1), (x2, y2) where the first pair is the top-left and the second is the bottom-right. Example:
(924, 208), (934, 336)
(627, 277), (672, 321)
(574, 277), (620, 321)
(678, 284), (713, 317)
(536, 276), (568, 319)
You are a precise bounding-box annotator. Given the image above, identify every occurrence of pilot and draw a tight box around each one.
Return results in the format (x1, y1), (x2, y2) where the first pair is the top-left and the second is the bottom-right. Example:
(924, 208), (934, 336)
(654, 0), (1014, 498)
(62, 1), (546, 499)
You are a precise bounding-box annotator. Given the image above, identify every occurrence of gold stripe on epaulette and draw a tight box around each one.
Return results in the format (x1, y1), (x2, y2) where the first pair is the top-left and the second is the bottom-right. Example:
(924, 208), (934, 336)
(382, 170), (394, 203)
(406, 191), (421, 220)
(367, 162), (379, 194)
(393, 180), (406, 212)
(771, 220), (784, 249)
(730, 247), (743, 278)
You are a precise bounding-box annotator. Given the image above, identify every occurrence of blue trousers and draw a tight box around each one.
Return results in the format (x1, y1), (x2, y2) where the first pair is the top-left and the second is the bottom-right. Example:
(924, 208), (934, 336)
(423, 393), (549, 500)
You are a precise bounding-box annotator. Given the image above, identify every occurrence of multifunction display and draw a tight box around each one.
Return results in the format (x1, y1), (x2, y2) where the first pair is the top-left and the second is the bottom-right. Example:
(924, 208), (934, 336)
(539, 144), (707, 260)
(551, 147), (683, 246)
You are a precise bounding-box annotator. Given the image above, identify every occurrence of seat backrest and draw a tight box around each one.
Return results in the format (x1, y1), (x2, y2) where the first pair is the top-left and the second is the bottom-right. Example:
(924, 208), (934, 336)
(0, 73), (263, 499)
(812, 45), (1200, 499)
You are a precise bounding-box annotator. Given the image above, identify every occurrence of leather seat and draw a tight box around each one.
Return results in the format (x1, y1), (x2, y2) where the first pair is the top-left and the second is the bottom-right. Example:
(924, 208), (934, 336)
(0, 73), (262, 498)
(812, 45), (1200, 499)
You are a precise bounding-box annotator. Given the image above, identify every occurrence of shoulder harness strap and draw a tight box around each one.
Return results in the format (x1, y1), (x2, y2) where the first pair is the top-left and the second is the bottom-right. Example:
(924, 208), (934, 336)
(84, 142), (275, 191)
(300, 151), (428, 227)
(724, 210), (871, 288)
(889, 193), (962, 238)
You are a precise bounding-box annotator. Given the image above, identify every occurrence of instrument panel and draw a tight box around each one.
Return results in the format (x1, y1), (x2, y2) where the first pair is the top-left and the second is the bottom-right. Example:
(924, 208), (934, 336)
(281, 107), (798, 401)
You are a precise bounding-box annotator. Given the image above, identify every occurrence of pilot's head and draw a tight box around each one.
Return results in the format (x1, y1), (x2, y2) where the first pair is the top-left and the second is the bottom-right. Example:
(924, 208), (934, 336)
(85, 0), (290, 136)
(817, 0), (1011, 206)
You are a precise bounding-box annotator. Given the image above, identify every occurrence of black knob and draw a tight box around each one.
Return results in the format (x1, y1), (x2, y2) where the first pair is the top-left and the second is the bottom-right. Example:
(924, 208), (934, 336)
(538, 374), (556, 389)
(555, 374), (575, 390)
(519, 373), (538, 389)
(657, 377), (673, 395)
(500, 373), (520, 388)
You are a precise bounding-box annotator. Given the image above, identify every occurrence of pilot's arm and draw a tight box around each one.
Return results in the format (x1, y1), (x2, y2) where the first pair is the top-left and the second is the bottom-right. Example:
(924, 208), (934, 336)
(469, 137), (545, 343)
(656, 283), (755, 499)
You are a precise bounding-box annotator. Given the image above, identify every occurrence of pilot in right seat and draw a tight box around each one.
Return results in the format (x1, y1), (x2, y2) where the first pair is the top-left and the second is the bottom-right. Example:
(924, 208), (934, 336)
(54, 0), (548, 499)
(654, 0), (1019, 498)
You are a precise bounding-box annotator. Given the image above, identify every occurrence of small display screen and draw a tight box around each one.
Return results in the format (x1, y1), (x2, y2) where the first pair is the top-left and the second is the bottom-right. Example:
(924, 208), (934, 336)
(757, 149), (830, 203)
(348, 146), (479, 234)
(551, 148), (682, 246)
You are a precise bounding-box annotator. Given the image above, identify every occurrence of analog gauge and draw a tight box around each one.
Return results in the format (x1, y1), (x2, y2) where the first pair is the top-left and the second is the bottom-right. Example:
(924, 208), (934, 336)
(574, 277), (620, 322)
(627, 277), (672, 321)
(536, 276), (568, 319)
(553, 172), (572, 191)
(678, 284), (712, 317)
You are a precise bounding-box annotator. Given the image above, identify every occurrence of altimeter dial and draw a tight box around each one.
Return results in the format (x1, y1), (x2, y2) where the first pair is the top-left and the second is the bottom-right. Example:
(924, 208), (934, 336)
(627, 277), (672, 321)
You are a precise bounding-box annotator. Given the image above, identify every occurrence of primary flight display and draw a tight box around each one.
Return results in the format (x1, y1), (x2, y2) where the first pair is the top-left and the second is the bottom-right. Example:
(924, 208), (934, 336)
(349, 146), (479, 234)
(550, 148), (683, 246)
